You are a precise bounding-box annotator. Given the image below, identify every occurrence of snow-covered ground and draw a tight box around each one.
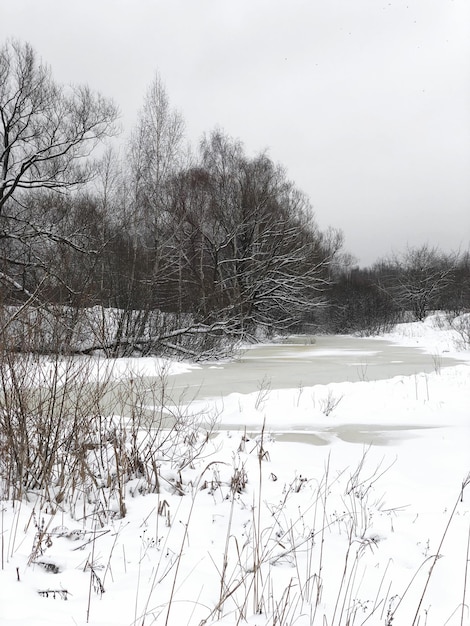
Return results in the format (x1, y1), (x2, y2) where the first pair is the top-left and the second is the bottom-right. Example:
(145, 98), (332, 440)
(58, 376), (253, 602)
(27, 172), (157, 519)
(1, 315), (469, 625)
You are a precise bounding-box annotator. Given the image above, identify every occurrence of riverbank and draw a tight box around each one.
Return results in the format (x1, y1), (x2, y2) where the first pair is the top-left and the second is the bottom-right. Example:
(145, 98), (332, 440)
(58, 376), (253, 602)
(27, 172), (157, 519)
(0, 314), (469, 626)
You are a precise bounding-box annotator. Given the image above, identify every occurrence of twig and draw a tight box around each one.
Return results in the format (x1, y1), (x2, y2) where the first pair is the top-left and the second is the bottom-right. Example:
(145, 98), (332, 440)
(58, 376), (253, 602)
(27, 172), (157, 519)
(411, 474), (470, 626)
(461, 520), (470, 626)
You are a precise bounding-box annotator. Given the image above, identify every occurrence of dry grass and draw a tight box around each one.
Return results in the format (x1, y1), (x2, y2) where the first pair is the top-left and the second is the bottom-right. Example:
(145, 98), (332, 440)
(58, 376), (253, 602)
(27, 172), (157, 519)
(0, 340), (468, 625)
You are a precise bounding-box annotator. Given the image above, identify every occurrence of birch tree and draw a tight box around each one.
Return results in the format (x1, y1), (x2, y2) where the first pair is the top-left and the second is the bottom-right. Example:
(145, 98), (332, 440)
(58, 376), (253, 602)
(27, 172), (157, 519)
(128, 72), (185, 293)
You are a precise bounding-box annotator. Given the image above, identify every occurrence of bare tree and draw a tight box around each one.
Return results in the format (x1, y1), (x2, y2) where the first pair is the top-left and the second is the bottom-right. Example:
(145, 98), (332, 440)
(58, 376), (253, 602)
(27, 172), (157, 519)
(377, 245), (458, 321)
(123, 73), (187, 312)
(0, 40), (118, 212)
(169, 130), (342, 335)
(128, 73), (185, 247)
(0, 40), (118, 303)
(0, 40), (118, 352)
(130, 73), (185, 199)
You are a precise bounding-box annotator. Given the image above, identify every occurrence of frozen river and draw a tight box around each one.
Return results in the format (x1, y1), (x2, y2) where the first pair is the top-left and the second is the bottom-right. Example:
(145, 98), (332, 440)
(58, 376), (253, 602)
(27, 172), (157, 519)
(87, 333), (464, 444)
(163, 334), (462, 403)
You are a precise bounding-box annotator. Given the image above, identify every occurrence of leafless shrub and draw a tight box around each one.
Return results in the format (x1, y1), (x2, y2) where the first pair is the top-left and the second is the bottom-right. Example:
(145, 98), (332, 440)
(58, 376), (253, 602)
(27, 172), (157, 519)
(319, 389), (344, 416)
(0, 327), (216, 521)
(451, 313), (470, 350)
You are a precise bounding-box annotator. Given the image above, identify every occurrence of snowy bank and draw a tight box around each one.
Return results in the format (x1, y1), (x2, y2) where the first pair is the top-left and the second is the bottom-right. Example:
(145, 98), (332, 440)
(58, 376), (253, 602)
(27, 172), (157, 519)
(0, 316), (469, 626)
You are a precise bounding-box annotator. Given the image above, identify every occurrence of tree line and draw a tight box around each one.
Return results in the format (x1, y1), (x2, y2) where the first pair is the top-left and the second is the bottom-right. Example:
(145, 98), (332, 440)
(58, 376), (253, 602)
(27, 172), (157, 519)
(1, 41), (468, 357)
(328, 246), (470, 334)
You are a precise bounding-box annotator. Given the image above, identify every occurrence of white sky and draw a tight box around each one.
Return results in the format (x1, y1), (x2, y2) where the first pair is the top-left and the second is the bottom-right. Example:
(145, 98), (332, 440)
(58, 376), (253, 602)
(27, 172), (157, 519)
(1, 0), (469, 265)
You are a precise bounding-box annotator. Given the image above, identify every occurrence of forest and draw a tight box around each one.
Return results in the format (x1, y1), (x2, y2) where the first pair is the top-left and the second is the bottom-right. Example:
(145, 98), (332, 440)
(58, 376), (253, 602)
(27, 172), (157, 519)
(1, 40), (469, 359)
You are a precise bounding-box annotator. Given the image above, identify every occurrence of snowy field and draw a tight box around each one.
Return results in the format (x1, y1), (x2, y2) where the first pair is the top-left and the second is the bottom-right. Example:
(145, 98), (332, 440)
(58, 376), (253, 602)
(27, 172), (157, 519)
(0, 315), (469, 625)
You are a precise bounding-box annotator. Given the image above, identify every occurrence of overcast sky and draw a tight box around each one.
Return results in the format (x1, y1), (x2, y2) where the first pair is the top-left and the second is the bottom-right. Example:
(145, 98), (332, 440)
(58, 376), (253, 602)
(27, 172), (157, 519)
(2, 0), (469, 265)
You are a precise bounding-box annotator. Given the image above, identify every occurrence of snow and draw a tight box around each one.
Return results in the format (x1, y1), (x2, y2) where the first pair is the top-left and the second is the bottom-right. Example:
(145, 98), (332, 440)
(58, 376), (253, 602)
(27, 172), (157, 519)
(0, 314), (469, 625)
(0, 353), (196, 390)
(379, 312), (468, 359)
